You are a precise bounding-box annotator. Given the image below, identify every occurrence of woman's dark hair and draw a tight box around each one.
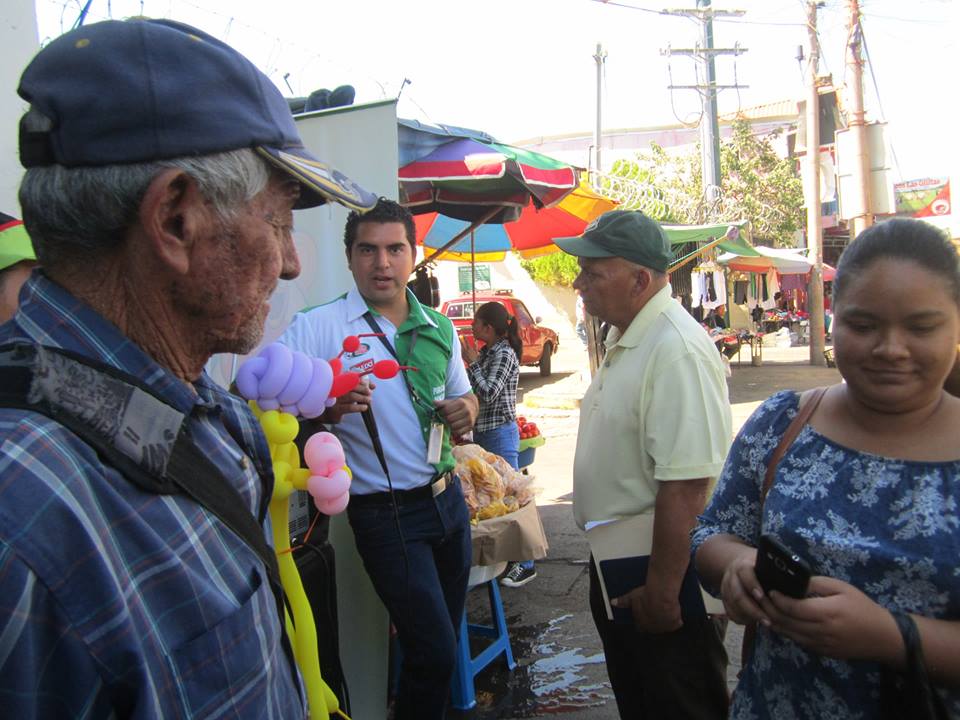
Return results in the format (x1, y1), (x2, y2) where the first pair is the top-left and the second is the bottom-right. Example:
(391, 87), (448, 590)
(475, 301), (522, 360)
(343, 197), (416, 252)
(833, 218), (960, 305)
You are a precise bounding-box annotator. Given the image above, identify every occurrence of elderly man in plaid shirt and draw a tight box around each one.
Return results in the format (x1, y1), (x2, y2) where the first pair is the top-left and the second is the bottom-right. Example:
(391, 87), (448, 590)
(0, 18), (375, 719)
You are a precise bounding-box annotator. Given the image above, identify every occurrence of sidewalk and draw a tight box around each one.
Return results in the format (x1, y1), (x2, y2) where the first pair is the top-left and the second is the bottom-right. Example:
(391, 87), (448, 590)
(450, 344), (840, 719)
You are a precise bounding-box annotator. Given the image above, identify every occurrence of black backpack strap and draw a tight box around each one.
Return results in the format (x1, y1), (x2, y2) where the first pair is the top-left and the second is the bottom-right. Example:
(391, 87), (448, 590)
(0, 343), (300, 698)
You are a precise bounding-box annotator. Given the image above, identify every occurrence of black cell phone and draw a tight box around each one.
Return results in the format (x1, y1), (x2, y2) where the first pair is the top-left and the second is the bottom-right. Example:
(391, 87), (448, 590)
(754, 534), (812, 599)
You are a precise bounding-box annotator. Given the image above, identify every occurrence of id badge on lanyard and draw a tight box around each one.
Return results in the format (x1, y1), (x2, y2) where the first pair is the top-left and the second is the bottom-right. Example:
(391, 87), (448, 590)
(427, 422), (444, 465)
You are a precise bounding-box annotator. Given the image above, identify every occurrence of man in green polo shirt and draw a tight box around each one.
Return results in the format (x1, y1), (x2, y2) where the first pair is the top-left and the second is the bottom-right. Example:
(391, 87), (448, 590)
(278, 198), (478, 720)
(0, 213), (37, 323)
(557, 210), (732, 719)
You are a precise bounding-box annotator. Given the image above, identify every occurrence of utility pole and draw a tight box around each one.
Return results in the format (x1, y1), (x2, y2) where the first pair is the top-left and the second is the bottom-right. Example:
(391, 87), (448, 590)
(698, 0), (721, 202)
(661, 5), (747, 207)
(593, 43), (607, 174)
(845, 0), (873, 237)
(805, 1), (826, 366)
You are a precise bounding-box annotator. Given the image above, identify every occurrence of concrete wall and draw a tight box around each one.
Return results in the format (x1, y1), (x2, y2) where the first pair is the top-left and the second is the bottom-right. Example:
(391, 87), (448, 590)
(1, 0), (40, 215)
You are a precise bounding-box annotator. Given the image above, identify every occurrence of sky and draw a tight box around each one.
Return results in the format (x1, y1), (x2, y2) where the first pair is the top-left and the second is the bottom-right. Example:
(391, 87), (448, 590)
(34, 0), (957, 181)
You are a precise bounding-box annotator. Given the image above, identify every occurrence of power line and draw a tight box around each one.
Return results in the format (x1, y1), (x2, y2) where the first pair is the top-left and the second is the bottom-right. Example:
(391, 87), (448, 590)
(589, 0), (671, 15)
(859, 18), (904, 180)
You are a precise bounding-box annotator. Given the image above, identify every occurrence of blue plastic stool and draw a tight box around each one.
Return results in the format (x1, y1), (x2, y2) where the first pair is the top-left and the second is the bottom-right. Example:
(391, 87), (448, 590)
(450, 577), (517, 710)
(387, 577), (516, 710)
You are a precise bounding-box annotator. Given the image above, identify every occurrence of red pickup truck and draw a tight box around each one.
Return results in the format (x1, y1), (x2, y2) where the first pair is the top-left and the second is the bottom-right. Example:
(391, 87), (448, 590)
(440, 292), (560, 376)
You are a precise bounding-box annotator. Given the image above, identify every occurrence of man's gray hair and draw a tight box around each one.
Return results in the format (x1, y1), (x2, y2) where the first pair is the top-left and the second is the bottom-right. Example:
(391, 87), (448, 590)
(19, 117), (271, 270)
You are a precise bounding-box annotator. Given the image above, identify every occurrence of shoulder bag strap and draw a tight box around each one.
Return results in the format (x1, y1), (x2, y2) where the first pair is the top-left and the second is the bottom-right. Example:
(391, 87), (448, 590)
(760, 386), (829, 505)
(0, 344), (301, 696)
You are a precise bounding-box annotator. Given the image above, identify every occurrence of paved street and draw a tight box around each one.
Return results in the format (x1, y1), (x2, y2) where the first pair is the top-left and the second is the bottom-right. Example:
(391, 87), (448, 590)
(450, 342), (840, 719)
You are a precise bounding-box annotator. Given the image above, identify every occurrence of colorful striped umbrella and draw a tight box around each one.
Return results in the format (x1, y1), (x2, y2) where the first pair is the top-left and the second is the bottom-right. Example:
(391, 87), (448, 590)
(413, 180), (617, 262)
(400, 137), (579, 227)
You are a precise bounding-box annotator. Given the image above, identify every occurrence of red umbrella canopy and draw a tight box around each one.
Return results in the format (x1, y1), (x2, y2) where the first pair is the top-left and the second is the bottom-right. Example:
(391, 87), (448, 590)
(399, 137), (578, 223)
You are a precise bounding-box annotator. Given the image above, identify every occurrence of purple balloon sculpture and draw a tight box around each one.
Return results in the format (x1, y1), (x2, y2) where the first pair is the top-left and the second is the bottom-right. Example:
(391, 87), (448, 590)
(236, 343), (334, 419)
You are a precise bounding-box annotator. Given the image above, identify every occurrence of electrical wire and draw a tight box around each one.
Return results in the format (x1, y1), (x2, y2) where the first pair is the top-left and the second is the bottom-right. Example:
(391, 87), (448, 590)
(589, 0), (667, 15)
(859, 19), (904, 180)
(667, 62), (704, 128)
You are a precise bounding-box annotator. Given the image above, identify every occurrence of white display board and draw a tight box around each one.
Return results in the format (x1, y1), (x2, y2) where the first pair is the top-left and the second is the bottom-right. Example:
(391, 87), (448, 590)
(206, 99), (399, 386)
(1, 1), (40, 215)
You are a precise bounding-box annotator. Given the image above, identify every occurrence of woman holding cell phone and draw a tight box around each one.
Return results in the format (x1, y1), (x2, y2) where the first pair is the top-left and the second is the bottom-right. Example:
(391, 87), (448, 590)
(693, 219), (960, 719)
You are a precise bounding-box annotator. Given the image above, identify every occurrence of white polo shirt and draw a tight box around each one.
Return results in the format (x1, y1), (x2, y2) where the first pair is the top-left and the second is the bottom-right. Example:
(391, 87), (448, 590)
(278, 287), (471, 495)
(572, 285), (732, 529)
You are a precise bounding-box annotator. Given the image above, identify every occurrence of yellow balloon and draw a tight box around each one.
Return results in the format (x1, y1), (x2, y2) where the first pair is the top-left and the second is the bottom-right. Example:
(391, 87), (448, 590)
(258, 410), (340, 720)
(260, 409), (300, 446)
(289, 467), (311, 492)
(272, 461), (295, 502)
(276, 441), (300, 469)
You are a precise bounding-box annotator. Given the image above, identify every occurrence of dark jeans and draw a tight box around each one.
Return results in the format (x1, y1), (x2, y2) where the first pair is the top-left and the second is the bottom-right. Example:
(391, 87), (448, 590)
(473, 422), (519, 470)
(589, 560), (729, 720)
(347, 478), (471, 720)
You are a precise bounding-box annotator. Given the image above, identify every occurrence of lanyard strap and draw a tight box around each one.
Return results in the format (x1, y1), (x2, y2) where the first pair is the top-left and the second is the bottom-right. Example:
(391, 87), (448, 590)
(362, 311), (436, 419)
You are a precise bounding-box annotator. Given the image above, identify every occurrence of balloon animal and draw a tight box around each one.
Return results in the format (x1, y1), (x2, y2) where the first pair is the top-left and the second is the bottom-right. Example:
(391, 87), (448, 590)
(237, 339), (408, 719)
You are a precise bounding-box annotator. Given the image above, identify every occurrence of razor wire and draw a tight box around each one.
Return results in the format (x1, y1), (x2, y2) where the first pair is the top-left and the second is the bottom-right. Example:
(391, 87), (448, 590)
(586, 171), (743, 225)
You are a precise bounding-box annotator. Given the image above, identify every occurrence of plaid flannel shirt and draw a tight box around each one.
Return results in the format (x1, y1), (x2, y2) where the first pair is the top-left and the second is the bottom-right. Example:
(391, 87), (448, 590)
(466, 338), (520, 433)
(0, 274), (305, 719)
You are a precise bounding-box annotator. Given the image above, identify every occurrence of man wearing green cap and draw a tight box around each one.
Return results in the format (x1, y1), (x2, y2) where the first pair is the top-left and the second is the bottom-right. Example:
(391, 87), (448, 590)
(0, 213), (37, 323)
(557, 210), (732, 719)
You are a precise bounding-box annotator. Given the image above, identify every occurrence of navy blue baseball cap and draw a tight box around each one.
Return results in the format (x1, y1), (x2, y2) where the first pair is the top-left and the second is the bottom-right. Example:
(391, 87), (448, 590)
(17, 18), (377, 211)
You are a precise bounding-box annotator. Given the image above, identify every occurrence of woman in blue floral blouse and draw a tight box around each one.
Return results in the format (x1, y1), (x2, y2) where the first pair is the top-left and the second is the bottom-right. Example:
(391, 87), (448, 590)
(693, 218), (960, 719)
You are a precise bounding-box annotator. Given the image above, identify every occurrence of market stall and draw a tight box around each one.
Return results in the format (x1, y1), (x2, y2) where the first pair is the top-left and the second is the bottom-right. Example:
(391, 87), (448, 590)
(718, 246), (836, 348)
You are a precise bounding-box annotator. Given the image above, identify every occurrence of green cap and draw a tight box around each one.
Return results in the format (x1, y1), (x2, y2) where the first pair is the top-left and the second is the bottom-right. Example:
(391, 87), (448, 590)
(0, 214), (36, 272)
(555, 209), (673, 273)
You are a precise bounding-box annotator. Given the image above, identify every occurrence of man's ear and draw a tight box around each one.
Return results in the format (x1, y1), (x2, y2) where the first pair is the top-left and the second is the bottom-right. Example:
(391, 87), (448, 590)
(344, 244), (353, 271)
(137, 168), (210, 275)
(630, 265), (651, 296)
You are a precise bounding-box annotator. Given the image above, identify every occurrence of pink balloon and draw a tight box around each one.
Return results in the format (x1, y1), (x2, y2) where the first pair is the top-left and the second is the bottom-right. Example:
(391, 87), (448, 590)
(303, 432), (345, 476)
(316, 492), (349, 515)
(306, 468), (351, 502)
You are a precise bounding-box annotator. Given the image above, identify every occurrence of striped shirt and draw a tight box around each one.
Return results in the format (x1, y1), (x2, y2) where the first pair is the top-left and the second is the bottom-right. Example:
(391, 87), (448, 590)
(0, 273), (305, 719)
(466, 338), (520, 432)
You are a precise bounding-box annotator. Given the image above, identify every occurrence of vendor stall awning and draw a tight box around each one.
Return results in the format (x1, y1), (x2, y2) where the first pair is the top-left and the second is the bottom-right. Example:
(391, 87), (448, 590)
(662, 220), (758, 256)
(719, 245), (836, 280)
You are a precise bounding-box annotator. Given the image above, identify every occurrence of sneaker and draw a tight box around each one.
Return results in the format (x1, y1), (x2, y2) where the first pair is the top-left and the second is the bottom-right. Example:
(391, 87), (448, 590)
(500, 562), (537, 588)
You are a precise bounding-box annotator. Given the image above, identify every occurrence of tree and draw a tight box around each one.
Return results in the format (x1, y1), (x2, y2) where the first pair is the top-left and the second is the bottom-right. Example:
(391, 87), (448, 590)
(522, 119), (804, 286)
(520, 251), (580, 286)
(608, 119), (804, 246)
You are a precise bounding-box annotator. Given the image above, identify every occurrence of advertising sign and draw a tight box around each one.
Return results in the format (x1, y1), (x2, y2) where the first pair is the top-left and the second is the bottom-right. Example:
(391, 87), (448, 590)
(458, 263), (491, 291)
(894, 177), (951, 218)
